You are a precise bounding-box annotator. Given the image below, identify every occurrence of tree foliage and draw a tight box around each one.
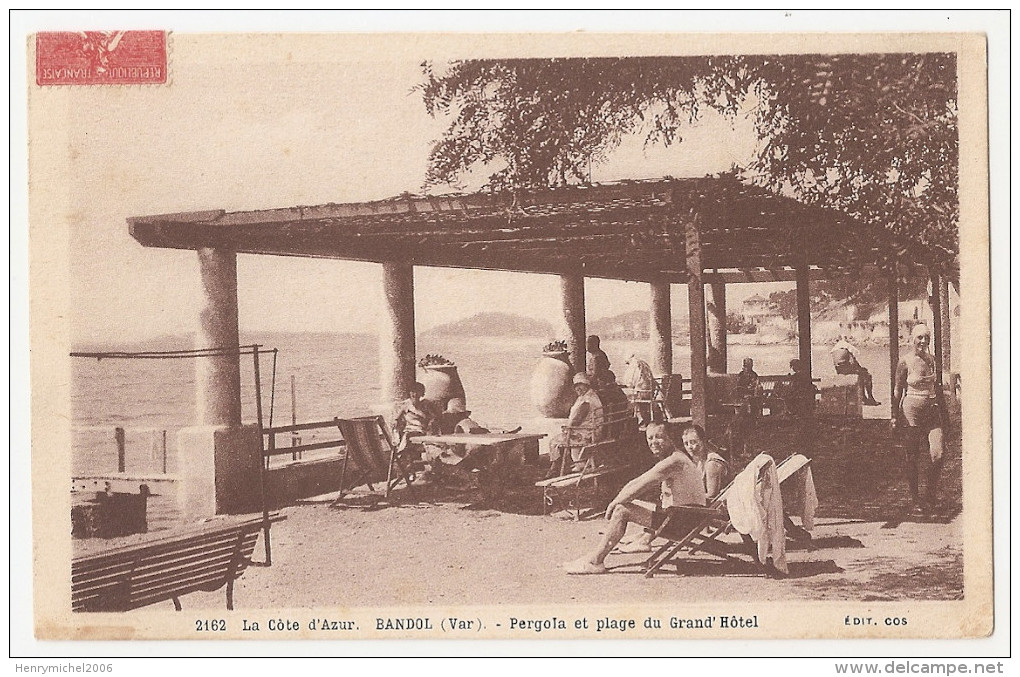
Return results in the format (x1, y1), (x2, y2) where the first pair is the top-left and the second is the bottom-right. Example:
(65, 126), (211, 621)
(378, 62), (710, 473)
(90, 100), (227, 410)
(417, 55), (958, 271)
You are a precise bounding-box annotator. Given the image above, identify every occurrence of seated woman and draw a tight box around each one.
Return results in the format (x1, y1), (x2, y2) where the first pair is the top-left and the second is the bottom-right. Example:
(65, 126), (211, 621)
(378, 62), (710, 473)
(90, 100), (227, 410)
(562, 422), (729, 573)
(546, 373), (603, 478)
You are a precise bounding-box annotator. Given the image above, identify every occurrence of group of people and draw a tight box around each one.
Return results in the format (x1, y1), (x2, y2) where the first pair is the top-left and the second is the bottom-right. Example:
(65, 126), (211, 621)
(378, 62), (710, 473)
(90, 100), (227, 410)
(546, 335), (636, 477)
(396, 322), (948, 528)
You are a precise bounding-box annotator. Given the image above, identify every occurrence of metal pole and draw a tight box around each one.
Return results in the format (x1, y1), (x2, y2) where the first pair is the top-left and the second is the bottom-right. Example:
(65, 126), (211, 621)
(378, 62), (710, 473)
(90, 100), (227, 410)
(291, 374), (298, 461)
(888, 275), (899, 409)
(268, 348), (278, 429)
(252, 347), (272, 566)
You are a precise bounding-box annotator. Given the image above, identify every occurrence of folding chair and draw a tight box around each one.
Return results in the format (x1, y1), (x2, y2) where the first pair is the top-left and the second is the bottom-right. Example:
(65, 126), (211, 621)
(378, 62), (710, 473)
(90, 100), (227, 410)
(643, 453), (811, 577)
(332, 415), (418, 504)
(658, 374), (691, 421)
(537, 401), (642, 520)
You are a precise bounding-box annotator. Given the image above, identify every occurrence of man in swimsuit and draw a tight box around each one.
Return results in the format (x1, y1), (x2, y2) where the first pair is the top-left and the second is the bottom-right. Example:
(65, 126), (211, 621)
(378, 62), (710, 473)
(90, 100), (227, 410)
(562, 422), (729, 573)
(895, 323), (946, 512)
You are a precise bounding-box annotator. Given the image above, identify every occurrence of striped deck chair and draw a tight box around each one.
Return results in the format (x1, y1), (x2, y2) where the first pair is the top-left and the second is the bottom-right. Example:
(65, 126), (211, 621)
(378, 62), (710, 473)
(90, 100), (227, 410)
(332, 415), (417, 503)
(643, 453), (811, 578)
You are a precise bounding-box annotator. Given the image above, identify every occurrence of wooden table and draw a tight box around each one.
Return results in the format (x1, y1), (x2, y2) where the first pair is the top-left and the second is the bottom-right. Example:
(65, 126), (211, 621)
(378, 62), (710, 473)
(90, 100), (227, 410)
(414, 433), (546, 467)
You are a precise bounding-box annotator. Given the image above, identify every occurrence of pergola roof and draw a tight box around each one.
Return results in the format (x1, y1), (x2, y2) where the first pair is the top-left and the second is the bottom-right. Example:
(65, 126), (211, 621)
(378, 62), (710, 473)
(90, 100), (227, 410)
(128, 176), (922, 283)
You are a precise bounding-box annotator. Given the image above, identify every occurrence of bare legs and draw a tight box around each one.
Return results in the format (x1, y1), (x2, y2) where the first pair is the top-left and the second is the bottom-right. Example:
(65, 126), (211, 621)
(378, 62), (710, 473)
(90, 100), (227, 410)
(906, 425), (945, 510)
(564, 502), (654, 573)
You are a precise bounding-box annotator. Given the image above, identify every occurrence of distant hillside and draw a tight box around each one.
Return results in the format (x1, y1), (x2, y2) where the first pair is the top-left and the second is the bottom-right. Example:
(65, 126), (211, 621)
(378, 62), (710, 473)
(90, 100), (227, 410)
(589, 310), (690, 342)
(424, 313), (555, 338)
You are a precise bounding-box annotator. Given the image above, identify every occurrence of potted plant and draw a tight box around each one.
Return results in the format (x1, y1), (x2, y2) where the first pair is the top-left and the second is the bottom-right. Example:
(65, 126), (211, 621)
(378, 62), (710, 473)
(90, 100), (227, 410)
(417, 354), (465, 410)
(530, 340), (574, 418)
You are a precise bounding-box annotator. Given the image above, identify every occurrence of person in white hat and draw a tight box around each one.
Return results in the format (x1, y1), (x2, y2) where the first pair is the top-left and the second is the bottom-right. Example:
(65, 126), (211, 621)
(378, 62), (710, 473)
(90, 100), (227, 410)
(545, 372), (604, 478)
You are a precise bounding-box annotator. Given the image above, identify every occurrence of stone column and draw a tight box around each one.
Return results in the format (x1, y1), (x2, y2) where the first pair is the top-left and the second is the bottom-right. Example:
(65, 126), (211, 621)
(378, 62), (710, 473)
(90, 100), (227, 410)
(380, 262), (416, 405)
(649, 280), (673, 376)
(706, 282), (727, 373)
(196, 247), (241, 426)
(561, 274), (586, 373)
(796, 265), (813, 381)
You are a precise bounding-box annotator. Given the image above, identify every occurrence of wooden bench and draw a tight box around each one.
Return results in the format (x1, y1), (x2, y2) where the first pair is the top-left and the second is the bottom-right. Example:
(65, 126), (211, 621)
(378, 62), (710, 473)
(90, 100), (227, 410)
(536, 401), (645, 519)
(72, 513), (283, 612)
(757, 375), (822, 416)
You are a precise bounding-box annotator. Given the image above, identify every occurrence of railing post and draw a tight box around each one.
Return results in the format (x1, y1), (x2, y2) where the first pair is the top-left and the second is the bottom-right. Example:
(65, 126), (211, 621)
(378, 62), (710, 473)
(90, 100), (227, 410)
(115, 427), (126, 473)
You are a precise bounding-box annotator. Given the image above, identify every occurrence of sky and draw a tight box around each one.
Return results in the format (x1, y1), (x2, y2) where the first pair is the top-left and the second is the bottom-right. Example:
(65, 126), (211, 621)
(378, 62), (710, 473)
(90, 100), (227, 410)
(40, 35), (787, 345)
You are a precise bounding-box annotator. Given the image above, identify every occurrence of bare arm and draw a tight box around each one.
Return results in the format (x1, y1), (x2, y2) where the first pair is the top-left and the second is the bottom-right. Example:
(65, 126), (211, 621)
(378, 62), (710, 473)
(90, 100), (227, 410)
(605, 455), (682, 518)
(893, 359), (908, 420)
(704, 459), (728, 499)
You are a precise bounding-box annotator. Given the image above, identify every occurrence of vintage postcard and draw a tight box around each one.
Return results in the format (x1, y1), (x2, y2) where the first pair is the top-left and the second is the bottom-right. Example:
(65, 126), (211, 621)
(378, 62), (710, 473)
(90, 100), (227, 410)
(25, 27), (995, 645)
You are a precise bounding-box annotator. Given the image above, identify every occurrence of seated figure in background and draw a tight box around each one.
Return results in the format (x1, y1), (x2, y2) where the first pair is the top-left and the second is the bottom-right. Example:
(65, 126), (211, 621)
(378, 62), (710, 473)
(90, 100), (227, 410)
(595, 370), (631, 439)
(546, 373), (604, 478)
(394, 382), (440, 455)
(585, 334), (611, 383)
(623, 354), (656, 424)
(831, 335), (881, 406)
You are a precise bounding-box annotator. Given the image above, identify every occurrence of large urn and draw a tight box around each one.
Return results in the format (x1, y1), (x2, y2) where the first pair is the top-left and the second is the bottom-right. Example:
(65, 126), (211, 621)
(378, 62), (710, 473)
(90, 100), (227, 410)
(530, 351), (574, 418)
(419, 364), (466, 411)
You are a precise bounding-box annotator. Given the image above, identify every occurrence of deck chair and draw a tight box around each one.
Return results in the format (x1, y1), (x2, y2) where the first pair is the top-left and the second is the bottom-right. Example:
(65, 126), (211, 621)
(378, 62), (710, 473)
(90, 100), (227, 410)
(643, 453), (811, 578)
(657, 375), (690, 421)
(332, 415), (417, 504)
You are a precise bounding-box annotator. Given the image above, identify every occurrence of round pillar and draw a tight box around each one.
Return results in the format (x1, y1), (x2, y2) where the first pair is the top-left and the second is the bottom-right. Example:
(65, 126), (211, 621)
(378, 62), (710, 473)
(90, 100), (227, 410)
(196, 247), (241, 426)
(560, 274), (586, 373)
(380, 262), (416, 405)
(650, 281), (673, 376)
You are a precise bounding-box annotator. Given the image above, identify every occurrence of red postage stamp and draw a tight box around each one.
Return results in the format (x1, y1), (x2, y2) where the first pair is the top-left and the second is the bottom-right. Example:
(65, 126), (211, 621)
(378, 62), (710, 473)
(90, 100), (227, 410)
(35, 31), (167, 86)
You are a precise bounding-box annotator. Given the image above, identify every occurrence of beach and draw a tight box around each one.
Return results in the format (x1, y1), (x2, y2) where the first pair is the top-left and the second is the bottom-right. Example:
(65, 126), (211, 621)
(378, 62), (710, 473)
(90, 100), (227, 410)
(73, 419), (963, 609)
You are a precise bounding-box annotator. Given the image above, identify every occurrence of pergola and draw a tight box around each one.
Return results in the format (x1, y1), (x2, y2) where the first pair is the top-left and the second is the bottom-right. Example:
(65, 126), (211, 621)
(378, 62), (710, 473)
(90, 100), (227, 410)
(129, 175), (945, 431)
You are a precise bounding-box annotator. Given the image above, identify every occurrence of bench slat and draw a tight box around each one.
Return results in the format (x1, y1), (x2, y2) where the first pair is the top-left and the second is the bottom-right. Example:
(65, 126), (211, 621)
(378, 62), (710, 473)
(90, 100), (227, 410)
(72, 514), (281, 612)
(72, 516), (277, 564)
(73, 534), (249, 588)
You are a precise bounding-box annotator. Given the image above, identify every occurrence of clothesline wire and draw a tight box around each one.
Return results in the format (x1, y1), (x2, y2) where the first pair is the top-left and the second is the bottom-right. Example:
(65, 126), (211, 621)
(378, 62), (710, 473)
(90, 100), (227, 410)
(70, 344), (264, 360)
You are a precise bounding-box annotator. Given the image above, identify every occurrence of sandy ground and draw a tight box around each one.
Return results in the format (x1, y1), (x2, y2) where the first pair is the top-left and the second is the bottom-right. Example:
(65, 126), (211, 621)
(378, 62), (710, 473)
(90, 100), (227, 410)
(77, 419), (964, 610)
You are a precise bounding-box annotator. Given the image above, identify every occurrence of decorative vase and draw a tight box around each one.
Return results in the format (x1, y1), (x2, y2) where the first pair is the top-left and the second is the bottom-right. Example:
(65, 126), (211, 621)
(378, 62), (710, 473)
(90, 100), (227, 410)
(530, 351), (574, 418)
(419, 364), (465, 411)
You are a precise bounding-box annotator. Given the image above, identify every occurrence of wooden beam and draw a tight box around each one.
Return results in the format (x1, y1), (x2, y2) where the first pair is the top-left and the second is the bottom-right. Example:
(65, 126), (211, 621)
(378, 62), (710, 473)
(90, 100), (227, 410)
(930, 271), (944, 389)
(796, 264), (812, 381)
(686, 219), (708, 431)
(888, 275), (899, 408)
(939, 276), (952, 377)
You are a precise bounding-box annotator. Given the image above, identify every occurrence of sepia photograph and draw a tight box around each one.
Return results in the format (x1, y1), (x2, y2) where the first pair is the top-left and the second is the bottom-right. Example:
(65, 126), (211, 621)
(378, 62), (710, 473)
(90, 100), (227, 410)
(15, 11), (1004, 659)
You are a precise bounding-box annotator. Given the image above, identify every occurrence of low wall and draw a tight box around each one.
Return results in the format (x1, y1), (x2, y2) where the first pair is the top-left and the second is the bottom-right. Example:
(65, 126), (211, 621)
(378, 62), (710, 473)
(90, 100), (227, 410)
(264, 456), (347, 508)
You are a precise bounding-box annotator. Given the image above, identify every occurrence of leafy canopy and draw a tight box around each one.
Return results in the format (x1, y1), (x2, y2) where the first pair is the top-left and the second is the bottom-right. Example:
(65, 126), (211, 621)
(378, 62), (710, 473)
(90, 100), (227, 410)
(417, 55), (958, 271)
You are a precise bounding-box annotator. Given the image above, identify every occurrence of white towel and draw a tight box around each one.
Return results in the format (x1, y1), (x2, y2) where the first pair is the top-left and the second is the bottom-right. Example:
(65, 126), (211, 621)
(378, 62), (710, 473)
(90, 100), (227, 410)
(726, 454), (788, 574)
(782, 460), (819, 532)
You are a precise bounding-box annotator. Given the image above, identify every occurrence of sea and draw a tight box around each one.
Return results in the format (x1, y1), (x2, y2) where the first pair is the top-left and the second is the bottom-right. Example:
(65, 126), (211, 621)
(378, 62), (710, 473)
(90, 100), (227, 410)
(71, 331), (896, 478)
